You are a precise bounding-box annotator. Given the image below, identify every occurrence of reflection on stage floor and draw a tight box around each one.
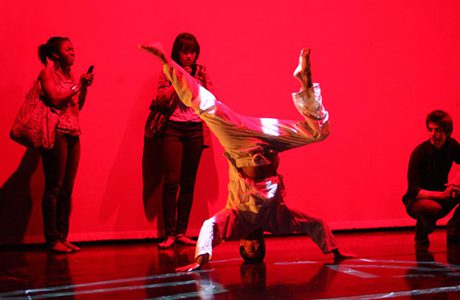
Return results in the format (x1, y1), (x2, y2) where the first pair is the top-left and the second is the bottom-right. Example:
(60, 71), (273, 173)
(1, 229), (460, 299)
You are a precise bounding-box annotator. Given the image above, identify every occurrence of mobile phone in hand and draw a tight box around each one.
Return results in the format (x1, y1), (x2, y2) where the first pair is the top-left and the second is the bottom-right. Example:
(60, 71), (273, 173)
(191, 64), (197, 76)
(87, 65), (94, 73)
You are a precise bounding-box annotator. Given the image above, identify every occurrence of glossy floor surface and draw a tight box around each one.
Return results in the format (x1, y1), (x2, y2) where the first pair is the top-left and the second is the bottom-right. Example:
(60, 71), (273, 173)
(1, 229), (460, 299)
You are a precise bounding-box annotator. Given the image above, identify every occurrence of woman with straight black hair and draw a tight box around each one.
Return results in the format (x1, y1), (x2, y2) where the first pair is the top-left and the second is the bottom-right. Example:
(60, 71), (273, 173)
(149, 33), (213, 248)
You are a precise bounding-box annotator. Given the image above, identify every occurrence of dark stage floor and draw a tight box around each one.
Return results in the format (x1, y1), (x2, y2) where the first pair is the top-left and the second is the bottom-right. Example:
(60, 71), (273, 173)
(1, 229), (460, 299)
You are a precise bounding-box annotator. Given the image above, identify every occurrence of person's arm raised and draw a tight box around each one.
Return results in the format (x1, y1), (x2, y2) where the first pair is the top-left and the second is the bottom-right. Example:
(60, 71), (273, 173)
(139, 43), (169, 64)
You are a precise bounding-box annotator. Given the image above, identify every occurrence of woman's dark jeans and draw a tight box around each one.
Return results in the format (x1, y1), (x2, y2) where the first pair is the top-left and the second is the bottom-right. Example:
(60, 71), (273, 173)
(41, 134), (80, 245)
(161, 121), (203, 237)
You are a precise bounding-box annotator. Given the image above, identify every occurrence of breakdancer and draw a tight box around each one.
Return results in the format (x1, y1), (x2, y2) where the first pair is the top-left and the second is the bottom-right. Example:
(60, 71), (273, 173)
(141, 43), (354, 271)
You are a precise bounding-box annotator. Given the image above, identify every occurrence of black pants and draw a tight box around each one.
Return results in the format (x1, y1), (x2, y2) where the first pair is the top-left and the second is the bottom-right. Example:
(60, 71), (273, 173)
(161, 121), (203, 237)
(406, 197), (460, 238)
(41, 134), (80, 245)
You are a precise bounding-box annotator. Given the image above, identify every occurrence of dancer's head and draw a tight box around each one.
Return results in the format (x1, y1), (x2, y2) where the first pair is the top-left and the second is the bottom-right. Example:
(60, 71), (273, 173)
(426, 110), (453, 148)
(240, 229), (266, 264)
(171, 32), (200, 68)
(38, 36), (74, 67)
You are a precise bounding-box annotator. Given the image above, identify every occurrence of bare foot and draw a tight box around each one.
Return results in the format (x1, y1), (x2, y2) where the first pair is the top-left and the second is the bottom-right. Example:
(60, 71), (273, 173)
(175, 262), (201, 272)
(62, 241), (80, 252)
(293, 48), (312, 89)
(49, 241), (72, 253)
(175, 235), (197, 245)
(139, 42), (168, 64)
(158, 236), (175, 249)
(332, 249), (356, 261)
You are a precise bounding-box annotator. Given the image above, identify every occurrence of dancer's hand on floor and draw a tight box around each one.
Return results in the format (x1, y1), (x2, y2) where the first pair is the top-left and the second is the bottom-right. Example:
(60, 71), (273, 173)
(175, 262), (201, 272)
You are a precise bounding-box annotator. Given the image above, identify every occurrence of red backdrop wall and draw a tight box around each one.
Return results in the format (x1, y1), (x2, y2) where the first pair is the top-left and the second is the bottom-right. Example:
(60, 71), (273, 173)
(1, 0), (459, 244)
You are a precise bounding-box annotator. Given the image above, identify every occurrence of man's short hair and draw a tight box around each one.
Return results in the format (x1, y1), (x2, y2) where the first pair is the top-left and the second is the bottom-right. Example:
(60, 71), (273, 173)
(240, 239), (266, 264)
(240, 229), (266, 264)
(426, 110), (453, 137)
